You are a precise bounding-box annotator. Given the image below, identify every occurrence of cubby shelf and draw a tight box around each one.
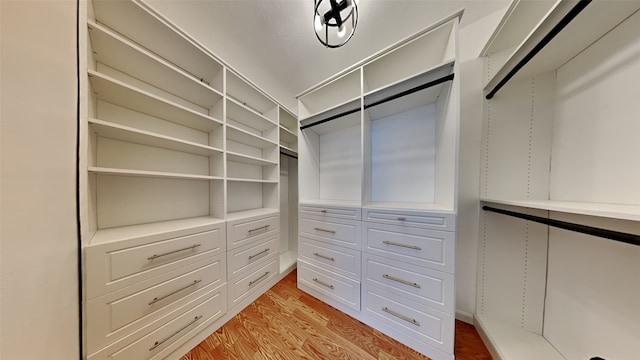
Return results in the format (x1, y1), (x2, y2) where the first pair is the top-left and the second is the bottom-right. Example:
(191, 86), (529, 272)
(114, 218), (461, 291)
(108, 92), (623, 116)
(88, 21), (222, 110)
(89, 119), (222, 156)
(226, 125), (277, 149)
(92, 0), (224, 91)
(88, 167), (223, 181)
(226, 152), (278, 167)
(88, 71), (223, 132)
(227, 98), (278, 132)
(483, 0), (640, 96)
(226, 72), (277, 118)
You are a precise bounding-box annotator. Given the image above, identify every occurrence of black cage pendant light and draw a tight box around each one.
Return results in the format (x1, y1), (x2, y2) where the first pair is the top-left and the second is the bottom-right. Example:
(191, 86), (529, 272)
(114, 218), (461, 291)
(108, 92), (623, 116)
(314, 0), (358, 48)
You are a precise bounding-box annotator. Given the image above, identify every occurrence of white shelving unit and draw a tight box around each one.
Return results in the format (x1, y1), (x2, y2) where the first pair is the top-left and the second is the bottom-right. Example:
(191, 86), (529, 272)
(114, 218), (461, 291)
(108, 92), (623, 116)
(478, 1), (640, 359)
(297, 13), (461, 360)
(82, 0), (299, 358)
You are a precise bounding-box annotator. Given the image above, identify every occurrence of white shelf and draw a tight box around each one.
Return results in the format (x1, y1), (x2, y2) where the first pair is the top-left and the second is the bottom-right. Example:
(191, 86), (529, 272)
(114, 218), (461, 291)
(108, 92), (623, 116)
(481, 198), (640, 222)
(92, 0), (223, 90)
(363, 202), (454, 212)
(89, 118), (222, 156)
(226, 208), (279, 221)
(300, 102), (361, 135)
(227, 98), (278, 132)
(475, 314), (564, 360)
(298, 68), (361, 120)
(226, 125), (277, 149)
(89, 216), (225, 246)
(279, 145), (297, 156)
(226, 178), (278, 184)
(227, 152), (277, 167)
(89, 167), (223, 181)
(88, 21), (222, 110)
(226, 71), (277, 118)
(484, 0), (640, 93)
(88, 70), (222, 132)
(299, 199), (362, 208)
(280, 250), (297, 274)
(279, 126), (297, 144)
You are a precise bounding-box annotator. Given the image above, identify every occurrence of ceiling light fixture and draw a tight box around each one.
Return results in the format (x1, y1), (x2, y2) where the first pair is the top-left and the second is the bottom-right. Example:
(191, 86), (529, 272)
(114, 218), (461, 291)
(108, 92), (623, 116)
(314, 0), (358, 48)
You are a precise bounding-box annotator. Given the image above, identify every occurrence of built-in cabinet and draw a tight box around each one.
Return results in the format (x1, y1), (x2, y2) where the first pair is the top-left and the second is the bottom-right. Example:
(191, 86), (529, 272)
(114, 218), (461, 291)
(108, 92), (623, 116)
(297, 13), (461, 360)
(81, 0), (297, 358)
(477, 1), (640, 359)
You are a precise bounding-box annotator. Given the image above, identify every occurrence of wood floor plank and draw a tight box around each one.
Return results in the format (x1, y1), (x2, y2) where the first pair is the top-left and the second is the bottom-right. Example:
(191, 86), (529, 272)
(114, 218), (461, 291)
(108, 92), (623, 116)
(180, 270), (492, 360)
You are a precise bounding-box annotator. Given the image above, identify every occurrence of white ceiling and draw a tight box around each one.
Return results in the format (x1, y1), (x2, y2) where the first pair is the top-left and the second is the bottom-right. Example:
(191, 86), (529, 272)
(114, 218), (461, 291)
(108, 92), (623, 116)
(146, 0), (509, 112)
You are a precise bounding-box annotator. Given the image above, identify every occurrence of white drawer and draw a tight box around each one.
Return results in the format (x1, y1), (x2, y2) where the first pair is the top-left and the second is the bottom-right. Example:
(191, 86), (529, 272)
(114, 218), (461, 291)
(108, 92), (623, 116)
(227, 233), (279, 280)
(297, 261), (360, 311)
(363, 222), (454, 273)
(228, 257), (279, 308)
(227, 212), (279, 250)
(299, 237), (361, 279)
(362, 208), (455, 231)
(86, 224), (225, 299)
(362, 284), (454, 354)
(299, 216), (361, 250)
(86, 254), (226, 353)
(362, 253), (454, 314)
(88, 286), (227, 360)
(300, 204), (361, 220)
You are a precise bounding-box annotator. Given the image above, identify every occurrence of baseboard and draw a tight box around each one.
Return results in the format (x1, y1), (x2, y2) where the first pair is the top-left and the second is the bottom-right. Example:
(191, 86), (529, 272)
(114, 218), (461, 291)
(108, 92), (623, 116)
(455, 309), (475, 324)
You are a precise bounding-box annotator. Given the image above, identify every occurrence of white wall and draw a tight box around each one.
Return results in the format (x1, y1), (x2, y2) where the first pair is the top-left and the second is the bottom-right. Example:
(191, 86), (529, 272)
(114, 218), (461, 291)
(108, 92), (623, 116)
(1, 0), (80, 358)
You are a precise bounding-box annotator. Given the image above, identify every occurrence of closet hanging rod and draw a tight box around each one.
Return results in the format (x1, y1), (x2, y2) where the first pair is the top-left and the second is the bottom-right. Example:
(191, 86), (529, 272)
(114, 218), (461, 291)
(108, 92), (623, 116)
(482, 205), (640, 247)
(485, 0), (592, 100)
(364, 73), (454, 110)
(300, 73), (455, 131)
(280, 150), (298, 159)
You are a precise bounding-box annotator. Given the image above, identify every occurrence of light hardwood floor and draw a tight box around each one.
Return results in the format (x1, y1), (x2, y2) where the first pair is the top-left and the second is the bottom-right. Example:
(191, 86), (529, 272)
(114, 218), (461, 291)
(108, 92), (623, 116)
(181, 269), (492, 360)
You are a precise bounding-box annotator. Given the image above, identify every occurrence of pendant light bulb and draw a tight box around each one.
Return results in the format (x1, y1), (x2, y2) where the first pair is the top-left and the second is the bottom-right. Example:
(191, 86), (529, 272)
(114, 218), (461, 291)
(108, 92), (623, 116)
(337, 24), (346, 38)
(314, 14), (323, 32)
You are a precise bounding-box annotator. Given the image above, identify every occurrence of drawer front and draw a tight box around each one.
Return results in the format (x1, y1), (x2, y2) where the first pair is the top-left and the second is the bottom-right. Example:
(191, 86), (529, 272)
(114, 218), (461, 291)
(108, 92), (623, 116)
(363, 222), (454, 273)
(362, 253), (454, 314)
(300, 204), (361, 220)
(363, 208), (455, 231)
(88, 286), (227, 360)
(227, 213), (279, 249)
(227, 234), (279, 280)
(299, 237), (361, 279)
(86, 254), (226, 353)
(299, 216), (361, 250)
(228, 257), (279, 308)
(87, 226), (225, 299)
(297, 261), (360, 311)
(362, 285), (454, 354)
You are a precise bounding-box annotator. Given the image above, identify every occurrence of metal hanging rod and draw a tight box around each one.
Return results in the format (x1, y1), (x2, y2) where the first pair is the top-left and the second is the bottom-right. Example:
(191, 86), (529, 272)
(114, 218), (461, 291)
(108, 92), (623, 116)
(300, 73), (455, 131)
(280, 150), (298, 159)
(482, 205), (640, 247)
(485, 0), (592, 100)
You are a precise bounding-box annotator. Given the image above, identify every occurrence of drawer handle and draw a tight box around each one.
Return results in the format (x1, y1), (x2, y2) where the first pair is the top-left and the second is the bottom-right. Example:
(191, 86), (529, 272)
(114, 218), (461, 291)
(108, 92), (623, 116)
(148, 279), (202, 306)
(382, 240), (421, 251)
(149, 315), (203, 351)
(312, 278), (334, 289)
(249, 271), (270, 286)
(383, 274), (421, 289)
(313, 227), (336, 234)
(397, 217), (407, 221)
(320, 209), (327, 213)
(248, 248), (270, 260)
(147, 244), (201, 260)
(313, 252), (335, 261)
(248, 225), (270, 233)
(382, 307), (420, 326)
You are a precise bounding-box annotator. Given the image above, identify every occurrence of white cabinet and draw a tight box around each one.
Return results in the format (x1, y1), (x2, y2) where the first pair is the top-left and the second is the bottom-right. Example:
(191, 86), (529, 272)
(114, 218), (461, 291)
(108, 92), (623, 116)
(82, 0), (298, 358)
(297, 12), (461, 360)
(477, 1), (640, 359)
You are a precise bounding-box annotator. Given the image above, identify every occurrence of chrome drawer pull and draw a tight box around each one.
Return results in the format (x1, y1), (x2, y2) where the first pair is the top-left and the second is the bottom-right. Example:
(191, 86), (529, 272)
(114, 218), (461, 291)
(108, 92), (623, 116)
(248, 225), (270, 233)
(382, 307), (420, 326)
(320, 209), (327, 213)
(248, 248), (270, 260)
(383, 274), (421, 289)
(147, 244), (201, 260)
(382, 240), (421, 251)
(148, 279), (202, 305)
(313, 227), (336, 234)
(249, 271), (270, 286)
(397, 217), (407, 221)
(312, 278), (334, 289)
(313, 252), (335, 261)
(149, 315), (203, 351)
